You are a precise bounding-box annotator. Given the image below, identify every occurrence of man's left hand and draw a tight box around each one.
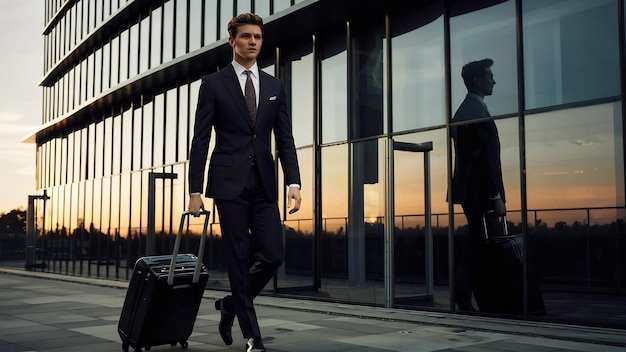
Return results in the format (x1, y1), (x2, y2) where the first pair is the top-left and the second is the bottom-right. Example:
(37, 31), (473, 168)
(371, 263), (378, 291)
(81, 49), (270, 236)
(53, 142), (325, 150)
(287, 187), (301, 214)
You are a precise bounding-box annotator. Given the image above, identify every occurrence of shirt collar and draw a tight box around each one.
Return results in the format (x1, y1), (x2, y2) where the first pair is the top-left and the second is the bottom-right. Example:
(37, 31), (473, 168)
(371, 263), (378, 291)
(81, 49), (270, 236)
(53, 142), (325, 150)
(467, 93), (487, 109)
(232, 60), (259, 78)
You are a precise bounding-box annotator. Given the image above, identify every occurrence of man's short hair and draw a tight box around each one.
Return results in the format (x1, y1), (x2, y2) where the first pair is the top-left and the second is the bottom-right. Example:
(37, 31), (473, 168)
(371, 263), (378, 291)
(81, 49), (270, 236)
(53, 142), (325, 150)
(228, 13), (264, 38)
(461, 58), (493, 90)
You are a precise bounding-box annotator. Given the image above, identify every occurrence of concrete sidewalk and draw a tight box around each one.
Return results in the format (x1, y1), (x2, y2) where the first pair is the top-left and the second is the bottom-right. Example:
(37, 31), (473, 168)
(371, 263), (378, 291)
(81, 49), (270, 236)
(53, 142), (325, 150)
(1, 268), (625, 352)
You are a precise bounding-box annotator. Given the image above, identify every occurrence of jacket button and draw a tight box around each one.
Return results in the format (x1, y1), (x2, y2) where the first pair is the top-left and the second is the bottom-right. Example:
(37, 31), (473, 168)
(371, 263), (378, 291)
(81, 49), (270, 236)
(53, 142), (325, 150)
(248, 155), (253, 159)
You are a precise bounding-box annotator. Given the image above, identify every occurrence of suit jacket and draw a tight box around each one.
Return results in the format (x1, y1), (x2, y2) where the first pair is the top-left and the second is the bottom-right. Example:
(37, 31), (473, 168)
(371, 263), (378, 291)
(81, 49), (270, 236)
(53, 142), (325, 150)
(450, 94), (505, 211)
(188, 63), (301, 201)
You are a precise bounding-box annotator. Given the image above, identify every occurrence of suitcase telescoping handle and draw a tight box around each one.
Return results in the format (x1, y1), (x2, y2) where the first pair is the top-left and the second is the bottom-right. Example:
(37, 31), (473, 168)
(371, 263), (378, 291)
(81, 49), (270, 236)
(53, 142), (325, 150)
(482, 214), (509, 240)
(167, 209), (210, 285)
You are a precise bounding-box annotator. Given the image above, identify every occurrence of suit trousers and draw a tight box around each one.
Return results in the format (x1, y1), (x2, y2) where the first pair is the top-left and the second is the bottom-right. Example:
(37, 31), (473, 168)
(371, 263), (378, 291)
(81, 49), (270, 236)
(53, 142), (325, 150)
(215, 164), (284, 339)
(454, 203), (503, 305)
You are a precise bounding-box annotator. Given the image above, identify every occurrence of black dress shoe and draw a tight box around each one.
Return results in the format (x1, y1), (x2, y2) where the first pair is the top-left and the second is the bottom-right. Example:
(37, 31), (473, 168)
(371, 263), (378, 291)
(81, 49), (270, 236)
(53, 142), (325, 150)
(456, 301), (477, 312)
(455, 294), (477, 312)
(246, 338), (266, 352)
(215, 298), (235, 345)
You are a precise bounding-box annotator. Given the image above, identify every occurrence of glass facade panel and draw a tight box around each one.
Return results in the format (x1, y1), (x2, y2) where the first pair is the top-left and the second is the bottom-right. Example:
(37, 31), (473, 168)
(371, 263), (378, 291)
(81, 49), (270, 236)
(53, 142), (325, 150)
(119, 109), (130, 174)
(103, 116), (112, 177)
(279, 147), (313, 290)
(61, 76), (67, 117)
(70, 130), (83, 182)
(95, 0), (102, 27)
(132, 105), (142, 171)
(91, 121), (104, 178)
(110, 174), (121, 278)
(189, 0), (202, 52)
(237, 0), (251, 18)
(75, 0), (82, 44)
(204, 0), (217, 45)
(163, 0), (174, 62)
(103, 0), (110, 20)
(450, 0), (518, 116)
(220, 0), (234, 39)
(165, 88), (178, 164)
(83, 179), (92, 275)
(526, 103), (624, 210)
(142, 100), (154, 168)
(321, 35), (347, 144)
(84, 124), (96, 180)
(60, 137), (68, 186)
(179, 83), (192, 163)
(112, 113), (121, 175)
(119, 29), (129, 81)
(79, 128), (87, 181)
(286, 46), (313, 147)
(80, 0), (87, 41)
(69, 67), (76, 111)
(171, 164), (186, 221)
(102, 42), (110, 92)
(255, 0), (270, 18)
(153, 94), (165, 167)
(175, 0), (187, 57)
(129, 24), (139, 78)
(73, 181), (83, 268)
(86, 53), (94, 100)
(139, 16), (150, 73)
(274, 0), (291, 14)
(320, 144), (349, 297)
(392, 129), (450, 308)
(448, 0), (522, 311)
(523, 0), (620, 109)
(119, 173), (131, 248)
(526, 102), (624, 322)
(151, 7), (162, 68)
(351, 138), (386, 305)
(129, 172), (143, 255)
(111, 36), (119, 87)
(391, 4), (445, 132)
(352, 18), (385, 139)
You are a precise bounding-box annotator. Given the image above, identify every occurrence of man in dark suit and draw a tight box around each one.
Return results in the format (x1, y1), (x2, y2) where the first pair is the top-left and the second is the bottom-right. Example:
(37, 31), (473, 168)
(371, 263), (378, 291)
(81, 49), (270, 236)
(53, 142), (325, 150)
(450, 58), (506, 311)
(188, 13), (301, 352)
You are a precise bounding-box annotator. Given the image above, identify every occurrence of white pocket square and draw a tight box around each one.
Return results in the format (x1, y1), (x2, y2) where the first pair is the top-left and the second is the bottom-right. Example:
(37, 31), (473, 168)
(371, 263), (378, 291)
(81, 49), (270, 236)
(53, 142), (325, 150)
(269, 96), (277, 101)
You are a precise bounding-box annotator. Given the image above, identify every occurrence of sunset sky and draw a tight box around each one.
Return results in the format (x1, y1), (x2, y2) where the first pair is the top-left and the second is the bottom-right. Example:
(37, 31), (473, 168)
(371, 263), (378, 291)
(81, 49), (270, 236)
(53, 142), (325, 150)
(0, 1), (42, 213)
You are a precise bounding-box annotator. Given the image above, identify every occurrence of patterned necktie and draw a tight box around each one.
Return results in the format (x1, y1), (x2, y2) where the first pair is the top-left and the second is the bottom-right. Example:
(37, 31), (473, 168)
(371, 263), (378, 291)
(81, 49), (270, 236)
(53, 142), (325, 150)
(244, 70), (257, 124)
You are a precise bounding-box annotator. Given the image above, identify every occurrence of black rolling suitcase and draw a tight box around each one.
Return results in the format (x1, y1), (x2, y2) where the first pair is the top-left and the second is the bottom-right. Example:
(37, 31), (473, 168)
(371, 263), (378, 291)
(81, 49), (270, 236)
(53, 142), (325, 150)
(118, 210), (211, 352)
(470, 215), (545, 315)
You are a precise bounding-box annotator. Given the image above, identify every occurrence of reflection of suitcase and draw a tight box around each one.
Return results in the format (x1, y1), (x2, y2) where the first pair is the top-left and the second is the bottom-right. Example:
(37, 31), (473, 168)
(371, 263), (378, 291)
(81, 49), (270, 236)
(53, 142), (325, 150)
(118, 210), (210, 352)
(470, 216), (545, 315)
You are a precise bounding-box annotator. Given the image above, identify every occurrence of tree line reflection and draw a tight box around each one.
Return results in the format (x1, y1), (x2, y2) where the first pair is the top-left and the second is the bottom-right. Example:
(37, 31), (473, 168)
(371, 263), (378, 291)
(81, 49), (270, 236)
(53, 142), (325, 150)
(26, 206), (624, 293)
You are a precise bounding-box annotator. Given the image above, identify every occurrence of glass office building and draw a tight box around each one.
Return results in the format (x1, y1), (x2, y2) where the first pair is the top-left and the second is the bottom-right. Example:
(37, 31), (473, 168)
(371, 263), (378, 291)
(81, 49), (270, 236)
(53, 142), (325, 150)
(25, 0), (625, 330)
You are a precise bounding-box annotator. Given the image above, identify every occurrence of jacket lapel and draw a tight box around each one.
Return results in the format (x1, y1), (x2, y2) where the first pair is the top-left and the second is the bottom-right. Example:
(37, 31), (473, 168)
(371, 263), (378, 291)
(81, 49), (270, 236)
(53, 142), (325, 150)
(255, 73), (271, 126)
(222, 64), (254, 128)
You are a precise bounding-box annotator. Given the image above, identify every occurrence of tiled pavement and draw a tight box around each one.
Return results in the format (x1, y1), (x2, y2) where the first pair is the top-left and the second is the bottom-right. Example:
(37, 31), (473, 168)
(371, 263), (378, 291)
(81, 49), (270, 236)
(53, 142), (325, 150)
(1, 268), (625, 352)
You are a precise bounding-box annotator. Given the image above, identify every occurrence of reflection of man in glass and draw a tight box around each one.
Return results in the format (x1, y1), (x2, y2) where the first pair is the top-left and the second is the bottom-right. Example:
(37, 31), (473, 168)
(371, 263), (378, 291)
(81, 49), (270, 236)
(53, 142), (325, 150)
(450, 58), (506, 311)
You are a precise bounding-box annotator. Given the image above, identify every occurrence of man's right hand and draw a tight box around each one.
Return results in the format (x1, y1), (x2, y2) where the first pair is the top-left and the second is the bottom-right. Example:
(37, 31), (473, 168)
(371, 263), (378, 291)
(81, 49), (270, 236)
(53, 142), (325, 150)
(489, 198), (506, 217)
(188, 194), (204, 217)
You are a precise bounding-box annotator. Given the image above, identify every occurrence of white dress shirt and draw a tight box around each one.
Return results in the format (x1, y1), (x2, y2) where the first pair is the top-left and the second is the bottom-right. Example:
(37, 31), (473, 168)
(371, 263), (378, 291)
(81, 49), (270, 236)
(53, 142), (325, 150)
(231, 60), (259, 107)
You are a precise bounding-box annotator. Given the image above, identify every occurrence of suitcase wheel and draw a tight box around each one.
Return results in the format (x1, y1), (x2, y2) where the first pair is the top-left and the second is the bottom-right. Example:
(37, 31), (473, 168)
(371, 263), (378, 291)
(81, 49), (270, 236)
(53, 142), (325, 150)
(171, 340), (189, 349)
(166, 341), (188, 349)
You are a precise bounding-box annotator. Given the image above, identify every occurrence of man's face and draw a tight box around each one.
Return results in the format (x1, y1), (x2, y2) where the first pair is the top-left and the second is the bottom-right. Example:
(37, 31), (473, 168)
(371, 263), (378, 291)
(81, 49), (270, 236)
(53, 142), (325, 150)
(229, 24), (263, 65)
(478, 67), (496, 96)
